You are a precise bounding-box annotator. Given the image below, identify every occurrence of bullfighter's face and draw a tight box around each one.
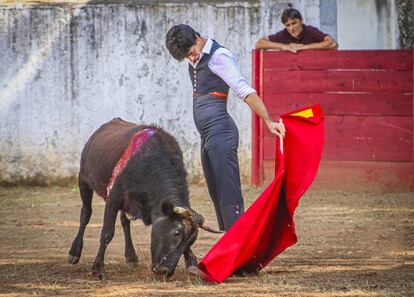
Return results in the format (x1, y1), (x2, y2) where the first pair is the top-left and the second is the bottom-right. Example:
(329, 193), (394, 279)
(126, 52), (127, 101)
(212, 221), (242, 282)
(186, 35), (205, 64)
(150, 202), (199, 277)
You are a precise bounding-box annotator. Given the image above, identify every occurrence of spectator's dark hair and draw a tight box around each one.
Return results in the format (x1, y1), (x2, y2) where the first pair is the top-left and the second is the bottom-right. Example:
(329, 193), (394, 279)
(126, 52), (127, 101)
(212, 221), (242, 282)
(166, 24), (200, 61)
(281, 8), (303, 24)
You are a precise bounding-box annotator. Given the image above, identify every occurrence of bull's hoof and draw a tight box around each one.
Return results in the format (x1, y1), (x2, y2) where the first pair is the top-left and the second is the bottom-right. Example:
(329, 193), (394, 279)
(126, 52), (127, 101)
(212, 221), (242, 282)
(92, 262), (108, 282)
(91, 270), (107, 282)
(126, 260), (139, 267)
(125, 255), (139, 267)
(68, 254), (80, 264)
(186, 265), (199, 276)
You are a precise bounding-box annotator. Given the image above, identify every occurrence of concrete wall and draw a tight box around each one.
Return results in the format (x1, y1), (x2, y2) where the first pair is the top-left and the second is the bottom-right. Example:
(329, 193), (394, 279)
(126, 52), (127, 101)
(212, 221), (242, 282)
(0, 0), (323, 185)
(337, 0), (398, 49)
(395, 0), (414, 49)
(320, 0), (337, 40)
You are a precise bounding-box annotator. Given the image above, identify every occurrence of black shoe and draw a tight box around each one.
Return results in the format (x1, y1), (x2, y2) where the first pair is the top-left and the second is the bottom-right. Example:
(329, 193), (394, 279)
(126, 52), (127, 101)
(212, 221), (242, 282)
(232, 268), (259, 277)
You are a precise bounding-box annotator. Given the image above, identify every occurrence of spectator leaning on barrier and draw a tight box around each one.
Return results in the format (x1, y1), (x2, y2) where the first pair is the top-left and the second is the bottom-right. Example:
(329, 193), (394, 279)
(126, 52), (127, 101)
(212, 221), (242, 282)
(165, 24), (286, 232)
(256, 8), (338, 53)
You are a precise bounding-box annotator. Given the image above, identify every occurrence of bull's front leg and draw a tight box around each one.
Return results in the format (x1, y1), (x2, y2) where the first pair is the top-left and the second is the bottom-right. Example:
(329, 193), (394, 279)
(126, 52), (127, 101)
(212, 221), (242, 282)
(120, 211), (139, 266)
(184, 248), (199, 275)
(92, 199), (120, 281)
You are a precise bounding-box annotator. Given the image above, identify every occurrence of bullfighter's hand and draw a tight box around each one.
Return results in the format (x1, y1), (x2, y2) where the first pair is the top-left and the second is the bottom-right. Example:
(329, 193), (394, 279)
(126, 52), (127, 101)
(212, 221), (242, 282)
(266, 119), (286, 138)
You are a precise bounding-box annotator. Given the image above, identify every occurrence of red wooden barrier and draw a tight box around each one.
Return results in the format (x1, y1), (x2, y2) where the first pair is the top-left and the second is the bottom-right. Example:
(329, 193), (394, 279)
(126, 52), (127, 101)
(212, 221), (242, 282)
(252, 50), (414, 191)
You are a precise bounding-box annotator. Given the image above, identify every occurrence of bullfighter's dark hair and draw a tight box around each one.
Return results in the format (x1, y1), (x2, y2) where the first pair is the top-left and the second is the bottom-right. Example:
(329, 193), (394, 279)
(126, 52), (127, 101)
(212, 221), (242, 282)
(281, 8), (303, 24)
(166, 24), (200, 61)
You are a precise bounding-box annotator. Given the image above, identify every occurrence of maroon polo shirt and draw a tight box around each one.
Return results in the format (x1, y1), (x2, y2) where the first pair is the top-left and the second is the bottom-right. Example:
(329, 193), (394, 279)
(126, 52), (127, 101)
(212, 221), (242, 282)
(268, 25), (327, 44)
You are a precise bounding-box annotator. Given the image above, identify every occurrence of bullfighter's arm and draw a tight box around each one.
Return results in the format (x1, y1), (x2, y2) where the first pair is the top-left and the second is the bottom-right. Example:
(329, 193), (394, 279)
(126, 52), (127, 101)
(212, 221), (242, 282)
(244, 92), (286, 138)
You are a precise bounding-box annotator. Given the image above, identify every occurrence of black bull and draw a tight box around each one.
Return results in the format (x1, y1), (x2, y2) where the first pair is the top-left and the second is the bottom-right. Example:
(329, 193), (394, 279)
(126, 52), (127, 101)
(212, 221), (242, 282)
(68, 118), (219, 280)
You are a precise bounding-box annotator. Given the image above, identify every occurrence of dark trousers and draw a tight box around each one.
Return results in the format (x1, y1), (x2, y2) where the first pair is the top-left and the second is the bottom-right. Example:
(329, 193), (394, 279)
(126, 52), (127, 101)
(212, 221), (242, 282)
(193, 94), (245, 230)
(200, 130), (244, 231)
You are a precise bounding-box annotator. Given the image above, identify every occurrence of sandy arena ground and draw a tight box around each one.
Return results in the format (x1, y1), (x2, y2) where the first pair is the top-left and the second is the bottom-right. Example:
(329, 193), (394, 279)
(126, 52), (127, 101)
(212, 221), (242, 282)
(0, 185), (413, 297)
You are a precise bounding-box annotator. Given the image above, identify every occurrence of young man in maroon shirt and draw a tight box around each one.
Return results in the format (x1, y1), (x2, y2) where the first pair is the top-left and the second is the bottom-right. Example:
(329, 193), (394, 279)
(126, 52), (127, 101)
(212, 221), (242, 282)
(256, 8), (338, 53)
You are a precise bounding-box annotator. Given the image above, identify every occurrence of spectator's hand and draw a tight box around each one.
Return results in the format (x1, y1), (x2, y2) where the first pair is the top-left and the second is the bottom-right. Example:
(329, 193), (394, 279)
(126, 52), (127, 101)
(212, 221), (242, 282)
(266, 119), (286, 138)
(291, 43), (309, 51)
(282, 44), (298, 53)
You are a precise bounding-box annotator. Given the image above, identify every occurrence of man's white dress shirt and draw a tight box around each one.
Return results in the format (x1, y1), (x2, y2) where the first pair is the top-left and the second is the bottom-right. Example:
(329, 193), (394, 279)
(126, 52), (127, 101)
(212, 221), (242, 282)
(188, 37), (256, 100)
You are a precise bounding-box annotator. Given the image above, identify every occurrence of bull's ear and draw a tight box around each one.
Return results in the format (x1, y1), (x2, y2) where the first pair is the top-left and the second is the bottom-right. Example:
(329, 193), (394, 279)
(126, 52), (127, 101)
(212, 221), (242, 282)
(160, 200), (175, 217)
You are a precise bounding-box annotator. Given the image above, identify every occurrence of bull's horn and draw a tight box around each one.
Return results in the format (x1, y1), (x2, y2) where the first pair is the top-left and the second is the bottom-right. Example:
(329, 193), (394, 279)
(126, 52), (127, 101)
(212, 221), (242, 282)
(190, 211), (204, 226)
(175, 207), (224, 233)
(190, 210), (224, 233)
(200, 225), (224, 234)
(173, 206), (192, 218)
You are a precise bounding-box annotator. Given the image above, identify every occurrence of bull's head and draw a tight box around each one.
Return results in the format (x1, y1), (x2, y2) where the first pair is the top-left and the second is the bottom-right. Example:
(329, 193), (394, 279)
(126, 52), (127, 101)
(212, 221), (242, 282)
(151, 201), (221, 277)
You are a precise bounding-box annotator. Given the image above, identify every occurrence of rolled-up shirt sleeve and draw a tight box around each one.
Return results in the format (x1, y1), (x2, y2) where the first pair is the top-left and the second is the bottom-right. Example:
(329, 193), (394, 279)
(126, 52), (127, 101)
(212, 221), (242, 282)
(208, 48), (256, 100)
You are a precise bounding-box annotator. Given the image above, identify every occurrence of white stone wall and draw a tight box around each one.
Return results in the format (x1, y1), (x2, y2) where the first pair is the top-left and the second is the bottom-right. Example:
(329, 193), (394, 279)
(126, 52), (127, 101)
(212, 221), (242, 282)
(320, 0), (337, 40)
(0, 0), (320, 185)
(337, 0), (398, 49)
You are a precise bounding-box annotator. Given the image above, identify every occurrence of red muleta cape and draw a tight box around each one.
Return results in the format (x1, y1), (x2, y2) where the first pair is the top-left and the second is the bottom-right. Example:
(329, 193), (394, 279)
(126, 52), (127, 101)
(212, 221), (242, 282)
(198, 104), (324, 283)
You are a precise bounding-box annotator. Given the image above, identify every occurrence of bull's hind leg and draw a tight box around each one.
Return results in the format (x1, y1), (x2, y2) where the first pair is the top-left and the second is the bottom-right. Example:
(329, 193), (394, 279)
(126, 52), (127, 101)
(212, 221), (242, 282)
(120, 211), (139, 266)
(68, 175), (93, 264)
